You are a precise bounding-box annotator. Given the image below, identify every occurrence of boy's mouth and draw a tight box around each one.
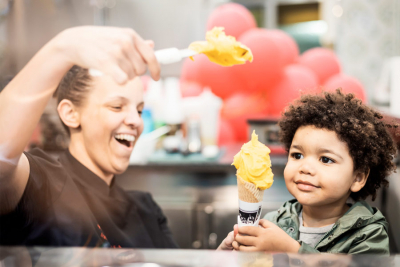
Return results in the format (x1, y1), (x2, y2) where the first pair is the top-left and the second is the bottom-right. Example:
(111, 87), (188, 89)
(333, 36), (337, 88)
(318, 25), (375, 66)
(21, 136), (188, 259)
(114, 134), (135, 148)
(295, 180), (320, 188)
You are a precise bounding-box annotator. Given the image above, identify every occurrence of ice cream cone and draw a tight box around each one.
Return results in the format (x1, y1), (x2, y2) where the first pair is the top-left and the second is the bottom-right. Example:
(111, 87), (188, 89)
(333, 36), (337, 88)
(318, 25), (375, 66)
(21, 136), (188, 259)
(237, 175), (265, 203)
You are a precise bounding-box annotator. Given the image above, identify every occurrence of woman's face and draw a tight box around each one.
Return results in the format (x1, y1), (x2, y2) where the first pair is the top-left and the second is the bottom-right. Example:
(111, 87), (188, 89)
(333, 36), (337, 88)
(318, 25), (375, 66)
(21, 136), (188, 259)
(76, 76), (144, 179)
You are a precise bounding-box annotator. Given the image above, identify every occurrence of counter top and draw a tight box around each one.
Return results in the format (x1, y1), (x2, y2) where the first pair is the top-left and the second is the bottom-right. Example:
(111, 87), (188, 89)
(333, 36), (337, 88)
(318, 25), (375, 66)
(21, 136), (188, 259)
(1, 247), (398, 267)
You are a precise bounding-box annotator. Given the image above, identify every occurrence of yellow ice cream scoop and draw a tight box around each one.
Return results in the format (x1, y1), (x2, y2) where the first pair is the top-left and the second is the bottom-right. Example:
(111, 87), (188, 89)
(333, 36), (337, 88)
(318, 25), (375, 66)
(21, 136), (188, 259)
(232, 130), (274, 190)
(188, 27), (253, 67)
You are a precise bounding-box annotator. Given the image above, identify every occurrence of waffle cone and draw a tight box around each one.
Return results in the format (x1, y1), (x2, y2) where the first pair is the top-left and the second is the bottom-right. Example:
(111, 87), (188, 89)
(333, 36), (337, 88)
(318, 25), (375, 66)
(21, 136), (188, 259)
(237, 175), (264, 203)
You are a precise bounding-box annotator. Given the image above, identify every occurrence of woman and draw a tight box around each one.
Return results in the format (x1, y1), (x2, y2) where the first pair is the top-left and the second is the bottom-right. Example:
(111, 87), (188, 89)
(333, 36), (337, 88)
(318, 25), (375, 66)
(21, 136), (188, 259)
(0, 26), (177, 248)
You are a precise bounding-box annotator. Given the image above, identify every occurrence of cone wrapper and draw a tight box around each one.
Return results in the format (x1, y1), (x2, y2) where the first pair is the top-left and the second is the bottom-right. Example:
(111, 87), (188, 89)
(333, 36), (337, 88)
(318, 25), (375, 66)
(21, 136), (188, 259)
(237, 176), (265, 227)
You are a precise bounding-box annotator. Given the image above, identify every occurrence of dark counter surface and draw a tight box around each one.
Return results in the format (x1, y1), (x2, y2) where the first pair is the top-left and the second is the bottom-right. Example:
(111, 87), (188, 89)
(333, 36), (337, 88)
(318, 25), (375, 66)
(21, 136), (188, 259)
(1, 246), (399, 267)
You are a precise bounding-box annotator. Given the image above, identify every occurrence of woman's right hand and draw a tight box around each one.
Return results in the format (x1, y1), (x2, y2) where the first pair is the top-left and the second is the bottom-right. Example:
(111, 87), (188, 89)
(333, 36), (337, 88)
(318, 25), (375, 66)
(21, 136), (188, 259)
(217, 231), (235, 250)
(217, 224), (238, 250)
(52, 26), (160, 84)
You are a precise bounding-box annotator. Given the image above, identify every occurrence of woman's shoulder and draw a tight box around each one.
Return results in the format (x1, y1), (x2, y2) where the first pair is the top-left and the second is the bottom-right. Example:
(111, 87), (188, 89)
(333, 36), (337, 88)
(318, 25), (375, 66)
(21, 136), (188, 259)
(23, 148), (69, 203)
(125, 190), (160, 210)
(24, 147), (64, 168)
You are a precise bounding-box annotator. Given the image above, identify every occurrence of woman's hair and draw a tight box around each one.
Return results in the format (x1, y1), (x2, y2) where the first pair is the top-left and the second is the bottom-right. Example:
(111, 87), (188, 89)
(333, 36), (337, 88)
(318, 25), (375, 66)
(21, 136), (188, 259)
(53, 65), (92, 135)
(279, 89), (398, 201)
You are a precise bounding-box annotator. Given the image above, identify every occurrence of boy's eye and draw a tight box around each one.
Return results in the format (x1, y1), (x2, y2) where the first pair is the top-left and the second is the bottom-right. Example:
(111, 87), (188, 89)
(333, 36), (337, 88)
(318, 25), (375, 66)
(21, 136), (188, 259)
(138, 110), (143, 117)
(321, 156), (334, 164)
(291, 153), (303, 160)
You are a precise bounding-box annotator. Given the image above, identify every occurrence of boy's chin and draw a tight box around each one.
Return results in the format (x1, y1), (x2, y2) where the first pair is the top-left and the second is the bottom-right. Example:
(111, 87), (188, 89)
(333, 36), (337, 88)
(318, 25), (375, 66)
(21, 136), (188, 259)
(294, 195), (323, 207)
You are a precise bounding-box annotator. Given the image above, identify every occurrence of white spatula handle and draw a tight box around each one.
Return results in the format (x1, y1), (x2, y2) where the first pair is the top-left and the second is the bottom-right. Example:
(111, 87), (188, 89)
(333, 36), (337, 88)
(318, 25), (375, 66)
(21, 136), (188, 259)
(88, 48), (197, 77)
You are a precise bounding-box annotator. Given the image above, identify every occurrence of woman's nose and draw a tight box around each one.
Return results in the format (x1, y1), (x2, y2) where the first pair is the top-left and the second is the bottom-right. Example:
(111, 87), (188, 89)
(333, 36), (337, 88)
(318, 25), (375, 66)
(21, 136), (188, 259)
(124, 109), (142, 128)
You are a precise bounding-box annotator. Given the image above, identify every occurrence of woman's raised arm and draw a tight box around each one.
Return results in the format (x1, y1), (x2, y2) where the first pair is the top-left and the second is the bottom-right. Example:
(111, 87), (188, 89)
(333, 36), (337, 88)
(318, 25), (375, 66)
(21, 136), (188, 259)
(0, 26), (160, 214)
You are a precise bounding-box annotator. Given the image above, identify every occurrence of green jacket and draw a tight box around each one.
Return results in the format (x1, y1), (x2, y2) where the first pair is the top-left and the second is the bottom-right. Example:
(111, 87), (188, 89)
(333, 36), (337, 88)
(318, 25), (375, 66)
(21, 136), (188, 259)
(263, 199), (389, 254)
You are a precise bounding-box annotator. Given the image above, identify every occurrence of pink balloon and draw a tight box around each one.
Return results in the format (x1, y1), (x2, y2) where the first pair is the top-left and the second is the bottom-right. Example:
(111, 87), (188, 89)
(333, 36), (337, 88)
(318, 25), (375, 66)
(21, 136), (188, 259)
(180, 81), (203, 97)
(221, 92), (269, 141)
(267, 64), (319, 116)
(269, 29), (299, 66)
(207, 3), (257, 39)
(180, 55), (244, 100)
(232, 28), (286, 92)
(323, 73), (367, 103)
(299, 47), (341, 85)
(218, 119), (236, 146)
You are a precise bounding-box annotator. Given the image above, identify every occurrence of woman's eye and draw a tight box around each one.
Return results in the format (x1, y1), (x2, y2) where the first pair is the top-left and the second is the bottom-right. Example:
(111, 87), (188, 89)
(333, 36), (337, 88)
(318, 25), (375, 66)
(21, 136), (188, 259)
(138, 110), (143, 117)
(111, 106), (122, 110)
(321, 156), (334, 164)
(291, 153), (303, 160)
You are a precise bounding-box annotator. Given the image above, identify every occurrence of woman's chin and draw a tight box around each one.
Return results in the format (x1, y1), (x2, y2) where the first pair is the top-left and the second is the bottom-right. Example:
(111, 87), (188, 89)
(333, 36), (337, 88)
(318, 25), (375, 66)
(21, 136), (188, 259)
(110, 157), (130, 175)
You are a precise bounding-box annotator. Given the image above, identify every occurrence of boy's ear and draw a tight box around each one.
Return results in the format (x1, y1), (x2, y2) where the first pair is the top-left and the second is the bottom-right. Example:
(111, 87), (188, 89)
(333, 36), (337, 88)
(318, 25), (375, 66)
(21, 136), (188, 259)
(57, 99), (81, 130)
(350, 169), (370, 193)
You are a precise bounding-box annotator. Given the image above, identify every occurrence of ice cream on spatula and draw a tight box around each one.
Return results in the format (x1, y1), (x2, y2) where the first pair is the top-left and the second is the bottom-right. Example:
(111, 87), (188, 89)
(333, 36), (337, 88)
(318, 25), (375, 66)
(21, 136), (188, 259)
(188, 27), (253, 67)
(232, 130), (274, 227)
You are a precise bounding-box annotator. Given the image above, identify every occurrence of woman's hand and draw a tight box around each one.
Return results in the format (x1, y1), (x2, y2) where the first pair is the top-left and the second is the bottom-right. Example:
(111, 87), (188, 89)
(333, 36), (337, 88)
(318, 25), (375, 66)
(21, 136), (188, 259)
(217, 224), (239, 250)
(232, 219), (300, 253)
(217, 231), (235, 250)
(52, 26), (160, 84)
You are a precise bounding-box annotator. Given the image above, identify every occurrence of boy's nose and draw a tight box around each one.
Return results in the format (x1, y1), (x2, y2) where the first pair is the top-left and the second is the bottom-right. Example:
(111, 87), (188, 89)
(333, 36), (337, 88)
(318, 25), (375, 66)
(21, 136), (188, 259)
(299, 161), (316, 176)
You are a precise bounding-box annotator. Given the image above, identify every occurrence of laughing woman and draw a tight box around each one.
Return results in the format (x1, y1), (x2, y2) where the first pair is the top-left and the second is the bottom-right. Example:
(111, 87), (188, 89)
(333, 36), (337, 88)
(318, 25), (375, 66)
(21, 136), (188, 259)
(0, 26), (178, 248)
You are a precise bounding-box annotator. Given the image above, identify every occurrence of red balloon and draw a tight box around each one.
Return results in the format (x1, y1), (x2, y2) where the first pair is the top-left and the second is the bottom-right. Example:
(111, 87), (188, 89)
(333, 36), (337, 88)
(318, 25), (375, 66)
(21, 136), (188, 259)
(218, 119), (236, 146)
(232, 28), (286, 92)
(269, 29), (299, 66)
(267, 64), (319, 116)
(180, 81), (203, 98)
(180, 55), (244, 100)
(221, 92), (269, 141)
(299, 47), (341, 85)
(323, 73), (367, 103)
(207, 3), (257, 39)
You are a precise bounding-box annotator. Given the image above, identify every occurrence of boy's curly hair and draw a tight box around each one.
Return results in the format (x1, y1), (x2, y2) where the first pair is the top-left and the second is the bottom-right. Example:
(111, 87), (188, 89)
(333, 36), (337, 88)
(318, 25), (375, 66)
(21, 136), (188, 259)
(279, 89), (398, 201)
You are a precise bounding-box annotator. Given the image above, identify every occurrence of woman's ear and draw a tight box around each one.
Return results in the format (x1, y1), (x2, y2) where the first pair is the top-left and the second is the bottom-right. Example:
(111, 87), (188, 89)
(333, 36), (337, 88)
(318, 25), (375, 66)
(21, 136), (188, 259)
(350, 169), (370, 193)
(57, 99), (80, 130)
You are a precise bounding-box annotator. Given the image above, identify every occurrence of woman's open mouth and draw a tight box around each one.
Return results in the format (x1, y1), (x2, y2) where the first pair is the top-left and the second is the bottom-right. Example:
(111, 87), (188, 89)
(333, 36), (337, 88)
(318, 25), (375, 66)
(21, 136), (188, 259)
(114, 134), (135, 148)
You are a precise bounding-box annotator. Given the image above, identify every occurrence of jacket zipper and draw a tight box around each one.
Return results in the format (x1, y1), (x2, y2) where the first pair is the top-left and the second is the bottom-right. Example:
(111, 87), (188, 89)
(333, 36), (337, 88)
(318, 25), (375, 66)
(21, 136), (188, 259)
(314, 224), (338, 249)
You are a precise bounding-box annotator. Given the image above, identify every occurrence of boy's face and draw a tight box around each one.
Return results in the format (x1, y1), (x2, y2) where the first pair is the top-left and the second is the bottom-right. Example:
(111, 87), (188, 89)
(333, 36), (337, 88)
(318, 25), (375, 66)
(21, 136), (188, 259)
(284, 125), (360, 207)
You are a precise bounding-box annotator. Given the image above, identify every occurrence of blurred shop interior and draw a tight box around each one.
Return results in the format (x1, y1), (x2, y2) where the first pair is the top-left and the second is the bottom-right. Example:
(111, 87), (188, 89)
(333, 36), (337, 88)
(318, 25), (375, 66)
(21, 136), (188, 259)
(0, 0), (400, 252)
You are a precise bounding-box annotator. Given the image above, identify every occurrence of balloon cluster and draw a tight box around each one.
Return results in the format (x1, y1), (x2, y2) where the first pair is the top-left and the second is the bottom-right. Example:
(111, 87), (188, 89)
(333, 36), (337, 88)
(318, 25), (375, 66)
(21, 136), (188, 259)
(180, 3), (367, 144)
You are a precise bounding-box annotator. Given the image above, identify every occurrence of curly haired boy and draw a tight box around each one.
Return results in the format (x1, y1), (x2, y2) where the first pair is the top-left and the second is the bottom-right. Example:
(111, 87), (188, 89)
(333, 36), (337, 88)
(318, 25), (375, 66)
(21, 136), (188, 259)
(219, 90), (398, 254)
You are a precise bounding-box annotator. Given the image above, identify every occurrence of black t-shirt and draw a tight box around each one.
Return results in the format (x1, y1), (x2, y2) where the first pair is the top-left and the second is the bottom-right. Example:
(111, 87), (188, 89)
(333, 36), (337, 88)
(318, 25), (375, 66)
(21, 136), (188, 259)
(0, 148), (178, 248)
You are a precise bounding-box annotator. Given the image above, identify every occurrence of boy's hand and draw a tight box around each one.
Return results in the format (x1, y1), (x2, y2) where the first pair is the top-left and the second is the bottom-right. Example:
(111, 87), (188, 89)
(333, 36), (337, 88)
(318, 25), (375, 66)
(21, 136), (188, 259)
(232, 219), (300, 253)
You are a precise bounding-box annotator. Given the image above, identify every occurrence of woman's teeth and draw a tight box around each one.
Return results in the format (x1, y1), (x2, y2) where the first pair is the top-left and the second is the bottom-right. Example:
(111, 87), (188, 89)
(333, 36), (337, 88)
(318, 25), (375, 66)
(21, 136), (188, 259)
(114, 134), (136, 142)
(114, 134), (136, 148)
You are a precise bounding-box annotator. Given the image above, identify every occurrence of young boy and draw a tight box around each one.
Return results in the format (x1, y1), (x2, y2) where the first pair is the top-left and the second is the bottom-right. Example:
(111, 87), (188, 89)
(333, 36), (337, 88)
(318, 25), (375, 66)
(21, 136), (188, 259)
(218, 90), (397, 254)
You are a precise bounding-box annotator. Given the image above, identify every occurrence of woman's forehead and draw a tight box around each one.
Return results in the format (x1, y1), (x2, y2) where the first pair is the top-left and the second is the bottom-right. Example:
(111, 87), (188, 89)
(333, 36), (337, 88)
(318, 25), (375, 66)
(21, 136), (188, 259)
(90, 76), (144, 103)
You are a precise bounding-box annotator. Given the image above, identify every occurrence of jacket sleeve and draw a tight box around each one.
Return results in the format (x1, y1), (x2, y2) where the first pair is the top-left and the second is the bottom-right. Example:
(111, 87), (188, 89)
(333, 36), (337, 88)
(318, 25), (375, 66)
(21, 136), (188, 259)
(348, 224), (389, 255)
(298, 241), (320, 253)
(263, 211), (278, 223)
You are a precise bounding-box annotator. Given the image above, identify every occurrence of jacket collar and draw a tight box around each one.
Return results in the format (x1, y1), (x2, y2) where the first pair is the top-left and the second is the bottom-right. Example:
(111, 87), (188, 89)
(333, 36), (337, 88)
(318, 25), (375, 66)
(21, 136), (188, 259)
(276, 199), (387, 232)
(275, 199), (388, 248)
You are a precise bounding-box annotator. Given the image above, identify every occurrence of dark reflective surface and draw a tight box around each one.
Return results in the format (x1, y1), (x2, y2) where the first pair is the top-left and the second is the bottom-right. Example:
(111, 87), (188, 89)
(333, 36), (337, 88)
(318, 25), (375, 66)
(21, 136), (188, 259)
(0, 247), (398, 267)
